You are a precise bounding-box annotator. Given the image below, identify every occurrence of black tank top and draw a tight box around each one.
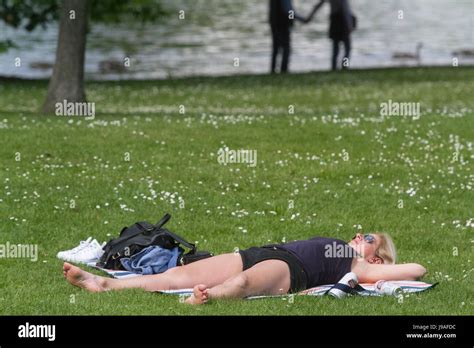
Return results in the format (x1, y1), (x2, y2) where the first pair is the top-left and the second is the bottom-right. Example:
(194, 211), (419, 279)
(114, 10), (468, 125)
(275, 237), (354, 287)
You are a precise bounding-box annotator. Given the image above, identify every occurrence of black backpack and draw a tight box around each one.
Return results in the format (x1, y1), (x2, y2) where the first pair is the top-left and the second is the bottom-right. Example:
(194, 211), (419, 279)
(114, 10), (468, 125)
(97, 213), (213, 270)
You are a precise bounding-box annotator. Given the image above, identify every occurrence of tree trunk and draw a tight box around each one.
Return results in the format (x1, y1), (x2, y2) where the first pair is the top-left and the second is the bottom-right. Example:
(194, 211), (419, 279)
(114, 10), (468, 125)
(42, 0), (88, 114)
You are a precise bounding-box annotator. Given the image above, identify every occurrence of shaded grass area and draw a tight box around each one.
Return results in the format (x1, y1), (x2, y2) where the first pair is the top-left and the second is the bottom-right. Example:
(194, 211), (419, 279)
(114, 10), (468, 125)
(0, 67), (472, 315)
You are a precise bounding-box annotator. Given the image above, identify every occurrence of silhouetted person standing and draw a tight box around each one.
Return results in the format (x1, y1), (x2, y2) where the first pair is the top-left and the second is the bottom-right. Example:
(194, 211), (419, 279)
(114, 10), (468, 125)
(328, 0), (354, 70)
(308, 0), (355, 70)
(269, 0), (305, 73)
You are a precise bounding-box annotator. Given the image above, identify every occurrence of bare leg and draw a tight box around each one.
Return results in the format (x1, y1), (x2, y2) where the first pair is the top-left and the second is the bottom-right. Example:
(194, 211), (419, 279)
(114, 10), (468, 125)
(64, 252), (243, 292)
(185, 259), (290, 305)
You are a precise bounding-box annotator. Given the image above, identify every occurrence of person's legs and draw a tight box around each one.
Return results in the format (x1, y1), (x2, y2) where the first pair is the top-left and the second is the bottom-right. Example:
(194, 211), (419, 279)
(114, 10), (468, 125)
(64, 252), (243, 292)
(342, 36), (351, 69)
(185, 259), (291, 304)
(280, 27), (291, 73)
(332, 39), (340, 71)
(271, 25), (279, 73)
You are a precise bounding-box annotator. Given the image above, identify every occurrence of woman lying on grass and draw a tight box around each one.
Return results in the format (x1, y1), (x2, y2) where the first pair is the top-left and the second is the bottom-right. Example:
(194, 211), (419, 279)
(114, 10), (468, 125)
(63, 233), (427, 305)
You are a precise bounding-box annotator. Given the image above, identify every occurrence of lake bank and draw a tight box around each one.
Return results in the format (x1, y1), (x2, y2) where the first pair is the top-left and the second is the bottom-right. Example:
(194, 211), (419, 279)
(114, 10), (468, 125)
(1, 64), (473, 84)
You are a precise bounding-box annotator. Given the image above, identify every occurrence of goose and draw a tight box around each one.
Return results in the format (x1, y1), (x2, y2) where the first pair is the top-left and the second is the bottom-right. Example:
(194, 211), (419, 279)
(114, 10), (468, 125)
(29, 61), (54, 70)
(98, 58), (128, 74)
(392, 42), (423, 61)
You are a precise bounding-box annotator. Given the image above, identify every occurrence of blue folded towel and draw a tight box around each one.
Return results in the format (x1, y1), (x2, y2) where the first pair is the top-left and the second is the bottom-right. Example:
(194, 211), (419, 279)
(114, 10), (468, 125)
(120, 245), (179, 275)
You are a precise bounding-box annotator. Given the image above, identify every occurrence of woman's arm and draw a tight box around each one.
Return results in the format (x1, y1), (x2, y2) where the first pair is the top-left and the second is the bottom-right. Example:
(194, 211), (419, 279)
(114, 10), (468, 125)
(353, 260), (427, 283)
(304, 0), (325, 23)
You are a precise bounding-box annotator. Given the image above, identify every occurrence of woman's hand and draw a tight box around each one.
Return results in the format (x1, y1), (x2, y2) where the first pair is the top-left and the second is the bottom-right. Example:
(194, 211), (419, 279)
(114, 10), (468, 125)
(304, 0), (326, 24)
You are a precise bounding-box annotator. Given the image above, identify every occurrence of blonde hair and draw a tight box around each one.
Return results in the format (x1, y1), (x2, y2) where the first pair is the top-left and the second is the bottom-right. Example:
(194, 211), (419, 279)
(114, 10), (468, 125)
(375, 233), (397, 264)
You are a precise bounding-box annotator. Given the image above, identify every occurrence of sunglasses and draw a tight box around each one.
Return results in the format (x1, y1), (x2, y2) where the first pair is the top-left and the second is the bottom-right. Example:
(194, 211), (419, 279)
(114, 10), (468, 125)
(352, 234), (376, 244)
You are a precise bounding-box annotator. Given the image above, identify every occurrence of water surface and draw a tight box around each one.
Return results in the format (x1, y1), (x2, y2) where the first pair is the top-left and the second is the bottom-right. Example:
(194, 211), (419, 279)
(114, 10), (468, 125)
(0, 0), (473, 79)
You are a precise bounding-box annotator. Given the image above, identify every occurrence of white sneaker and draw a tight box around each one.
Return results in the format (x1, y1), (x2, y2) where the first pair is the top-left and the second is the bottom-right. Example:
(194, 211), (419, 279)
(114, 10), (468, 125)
(57, 237), (92, 261)
(57, 238), (105, 264)
(71, 239), (105, 264)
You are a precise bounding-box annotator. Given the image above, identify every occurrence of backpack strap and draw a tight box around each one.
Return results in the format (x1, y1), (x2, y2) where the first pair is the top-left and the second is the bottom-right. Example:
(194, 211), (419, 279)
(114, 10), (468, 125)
(107, 222), (153, 248)
(161, 229), (196, 251)
(325, 282), (365, 296)
(154, 213), (196, 251)
(155, 213), (171, 230)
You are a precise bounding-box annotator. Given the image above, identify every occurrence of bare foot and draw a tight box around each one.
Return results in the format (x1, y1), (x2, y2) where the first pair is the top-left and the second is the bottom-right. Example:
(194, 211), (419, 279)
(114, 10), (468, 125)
(185, 284), (209, 305)
(63, 262), (108, 292)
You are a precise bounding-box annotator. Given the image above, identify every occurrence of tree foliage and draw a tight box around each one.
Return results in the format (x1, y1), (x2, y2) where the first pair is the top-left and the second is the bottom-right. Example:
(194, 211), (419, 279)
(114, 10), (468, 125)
(0, 0), (58, 31)
(0, 0), (165, 31)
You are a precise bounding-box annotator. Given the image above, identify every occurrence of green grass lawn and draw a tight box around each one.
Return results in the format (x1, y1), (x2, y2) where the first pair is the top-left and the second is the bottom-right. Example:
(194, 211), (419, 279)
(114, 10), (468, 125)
(0, 67), (472, 315)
